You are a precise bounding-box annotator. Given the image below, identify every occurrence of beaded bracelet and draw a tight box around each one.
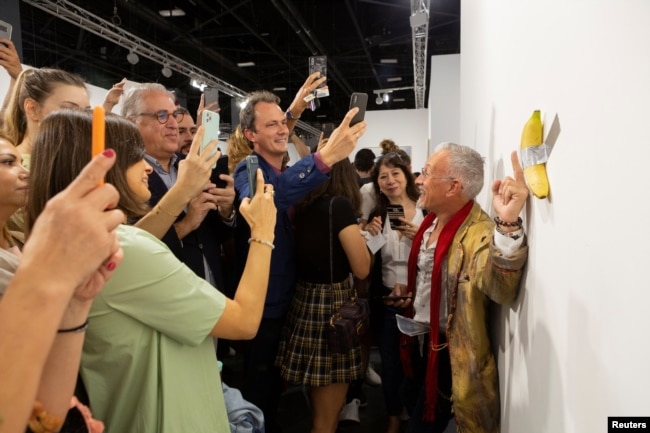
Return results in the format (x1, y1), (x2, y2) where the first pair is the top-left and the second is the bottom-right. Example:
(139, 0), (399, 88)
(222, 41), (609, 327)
(248, 238), (275, 250)
(493, 216), (522, 228)
(58, 318), (89, 333)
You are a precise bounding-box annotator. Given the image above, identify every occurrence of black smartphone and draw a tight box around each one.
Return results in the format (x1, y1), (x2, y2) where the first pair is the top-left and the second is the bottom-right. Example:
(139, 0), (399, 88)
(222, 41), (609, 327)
(386, 204), (405, 229)
(0, 20), (12, 41)
(213, 155), (229, 188)
(245, 155), (259, 198)
(204, 87), (219, 108)
(308, 56), (327, 88)
(349, 92), (368, 126)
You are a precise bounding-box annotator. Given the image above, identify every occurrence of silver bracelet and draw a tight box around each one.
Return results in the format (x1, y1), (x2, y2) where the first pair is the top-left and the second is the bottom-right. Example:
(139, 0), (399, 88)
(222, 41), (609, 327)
(248, 237), (275, 250)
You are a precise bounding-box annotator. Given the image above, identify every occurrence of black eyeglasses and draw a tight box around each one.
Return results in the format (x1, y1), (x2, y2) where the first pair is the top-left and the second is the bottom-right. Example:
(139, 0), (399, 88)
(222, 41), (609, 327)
(136, 110), (184, 124)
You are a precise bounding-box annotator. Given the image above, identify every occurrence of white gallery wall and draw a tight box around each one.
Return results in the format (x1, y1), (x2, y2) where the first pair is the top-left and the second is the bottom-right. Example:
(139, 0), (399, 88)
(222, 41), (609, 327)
(353, 108), (429, 170)
(462, 2), (650, 432)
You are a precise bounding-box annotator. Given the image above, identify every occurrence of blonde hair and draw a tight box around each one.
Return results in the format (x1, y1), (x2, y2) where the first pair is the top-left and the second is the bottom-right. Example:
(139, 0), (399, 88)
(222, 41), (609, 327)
(2, 68), (86, 146)
(227, 124), (252, 173)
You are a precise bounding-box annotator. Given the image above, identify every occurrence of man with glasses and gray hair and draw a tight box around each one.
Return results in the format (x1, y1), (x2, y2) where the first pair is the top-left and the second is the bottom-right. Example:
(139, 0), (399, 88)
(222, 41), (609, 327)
(387, 143), (529, 433)
(121, 83), (236, 292)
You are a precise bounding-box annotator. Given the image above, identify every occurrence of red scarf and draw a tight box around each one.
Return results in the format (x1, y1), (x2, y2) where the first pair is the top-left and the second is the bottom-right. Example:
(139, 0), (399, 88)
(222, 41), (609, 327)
(400, 200), (474, 422)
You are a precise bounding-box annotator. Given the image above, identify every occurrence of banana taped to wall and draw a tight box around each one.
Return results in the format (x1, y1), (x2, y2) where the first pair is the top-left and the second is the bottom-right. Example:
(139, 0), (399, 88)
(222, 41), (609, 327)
(519, 110), (560, 199)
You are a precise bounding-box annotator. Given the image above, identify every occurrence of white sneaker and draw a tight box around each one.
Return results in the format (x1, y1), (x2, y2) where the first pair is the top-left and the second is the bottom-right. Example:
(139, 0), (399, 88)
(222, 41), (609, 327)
(365, 363), (382, 386)
(338, 398), (361, 423)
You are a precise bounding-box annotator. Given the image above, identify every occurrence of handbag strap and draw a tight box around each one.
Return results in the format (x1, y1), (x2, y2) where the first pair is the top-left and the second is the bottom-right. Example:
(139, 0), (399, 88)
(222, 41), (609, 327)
(329, 196), (357, 301)
(329, 196), (335, 286)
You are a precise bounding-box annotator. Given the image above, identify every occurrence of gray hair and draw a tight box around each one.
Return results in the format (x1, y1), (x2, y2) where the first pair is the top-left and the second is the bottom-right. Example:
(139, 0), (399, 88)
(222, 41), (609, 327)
(121, 83), (175, 119)
(434, 142), (485, 200)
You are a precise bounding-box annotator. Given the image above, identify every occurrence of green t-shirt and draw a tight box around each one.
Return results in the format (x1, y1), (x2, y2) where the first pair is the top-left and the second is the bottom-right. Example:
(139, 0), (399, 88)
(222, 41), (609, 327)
(81, 225), (228, 433)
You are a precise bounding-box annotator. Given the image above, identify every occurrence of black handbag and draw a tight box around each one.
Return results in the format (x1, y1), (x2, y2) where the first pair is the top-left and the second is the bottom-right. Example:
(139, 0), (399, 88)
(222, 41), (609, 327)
(325, 197), (370, 354)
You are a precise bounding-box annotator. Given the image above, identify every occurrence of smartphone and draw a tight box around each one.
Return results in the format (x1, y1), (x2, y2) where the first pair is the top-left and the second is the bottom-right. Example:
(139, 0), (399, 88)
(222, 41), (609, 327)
(0, 20), (12, 41)
(245, 155), (259, 198)
(386, 204), (405, 229)
(201, 110), (220, 168)
(204, 87), (219, 108)
(213, 155), (229, 188)
(349, 92), (368, 126)
(308, 56), (327, 87)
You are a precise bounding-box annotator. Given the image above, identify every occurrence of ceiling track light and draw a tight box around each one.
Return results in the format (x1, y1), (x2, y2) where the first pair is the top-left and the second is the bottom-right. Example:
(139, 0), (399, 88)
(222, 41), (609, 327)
(373, 86), (415, 105)
(161, 64), (172, 78)
(126, 50), (139, 65)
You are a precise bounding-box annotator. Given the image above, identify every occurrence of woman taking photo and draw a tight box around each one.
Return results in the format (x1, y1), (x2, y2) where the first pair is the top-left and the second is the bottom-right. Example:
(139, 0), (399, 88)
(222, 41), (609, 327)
(364, 151), (424, 433)
(0, 132), (123, 433)
(26, 108), (277, 433)
(275, 158), (372, 433)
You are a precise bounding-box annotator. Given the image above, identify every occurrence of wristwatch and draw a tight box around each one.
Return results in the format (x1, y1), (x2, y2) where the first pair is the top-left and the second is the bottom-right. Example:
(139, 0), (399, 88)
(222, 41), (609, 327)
(285, 108), (300, 120)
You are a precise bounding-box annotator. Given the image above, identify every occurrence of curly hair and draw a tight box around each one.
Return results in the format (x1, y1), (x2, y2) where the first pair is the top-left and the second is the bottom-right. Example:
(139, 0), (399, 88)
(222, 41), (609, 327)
(379, 138), (399, 155)
(227, 124), (252, 173)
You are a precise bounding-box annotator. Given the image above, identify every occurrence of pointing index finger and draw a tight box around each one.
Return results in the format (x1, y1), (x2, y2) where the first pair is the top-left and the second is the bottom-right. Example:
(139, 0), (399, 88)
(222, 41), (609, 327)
(188, 125), (204, 156)
(511, 151), (525, 183)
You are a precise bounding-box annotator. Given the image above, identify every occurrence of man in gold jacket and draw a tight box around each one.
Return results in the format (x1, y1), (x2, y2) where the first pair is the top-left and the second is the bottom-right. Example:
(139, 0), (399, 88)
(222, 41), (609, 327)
(388, 142), (529, 433)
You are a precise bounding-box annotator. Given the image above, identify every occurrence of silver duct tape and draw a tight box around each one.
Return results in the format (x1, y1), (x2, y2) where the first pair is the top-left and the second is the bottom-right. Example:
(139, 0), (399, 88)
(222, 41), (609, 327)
(521, 143), (552, 168)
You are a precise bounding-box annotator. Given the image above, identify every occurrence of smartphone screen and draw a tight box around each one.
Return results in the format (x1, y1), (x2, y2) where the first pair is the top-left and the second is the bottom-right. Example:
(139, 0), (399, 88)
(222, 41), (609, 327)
(349, 92), (368, 126)
(204, 87), (219, 108)
(386, 204), (405, 229)
(0, 20), (12, 40)
(245, 155), (259, 198)
(213, 155), (229, 188)
(201, 110), (220, 168)
(308, 56), (327, 88)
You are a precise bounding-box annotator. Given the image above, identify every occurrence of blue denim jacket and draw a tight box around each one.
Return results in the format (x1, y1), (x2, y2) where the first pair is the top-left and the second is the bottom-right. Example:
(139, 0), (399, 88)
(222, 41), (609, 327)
(233, 152), (329, 318)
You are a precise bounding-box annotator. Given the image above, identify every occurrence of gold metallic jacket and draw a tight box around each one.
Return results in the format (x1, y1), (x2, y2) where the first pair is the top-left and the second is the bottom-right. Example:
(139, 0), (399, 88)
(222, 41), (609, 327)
(443, 202), (528, 433)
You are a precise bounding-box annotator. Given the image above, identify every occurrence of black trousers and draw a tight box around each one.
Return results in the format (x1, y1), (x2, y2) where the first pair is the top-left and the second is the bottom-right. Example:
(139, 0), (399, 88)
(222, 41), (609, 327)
(240, 317), (286, 433)
(401, 333), (453, 433)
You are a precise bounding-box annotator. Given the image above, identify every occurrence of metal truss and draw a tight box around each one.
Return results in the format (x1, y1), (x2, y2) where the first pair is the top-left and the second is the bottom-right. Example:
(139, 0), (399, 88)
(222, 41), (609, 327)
(410, 0), (430, 109)
(20, 0), (322, 136)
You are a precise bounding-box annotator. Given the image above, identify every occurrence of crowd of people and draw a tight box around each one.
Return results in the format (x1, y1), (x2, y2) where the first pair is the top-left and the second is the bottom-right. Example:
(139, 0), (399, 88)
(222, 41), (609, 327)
(0, 34), (530, 433)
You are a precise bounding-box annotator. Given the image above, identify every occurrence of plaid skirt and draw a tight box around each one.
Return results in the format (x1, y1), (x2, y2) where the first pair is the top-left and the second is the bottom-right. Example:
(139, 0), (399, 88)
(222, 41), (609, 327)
(275, 278), (363, 386)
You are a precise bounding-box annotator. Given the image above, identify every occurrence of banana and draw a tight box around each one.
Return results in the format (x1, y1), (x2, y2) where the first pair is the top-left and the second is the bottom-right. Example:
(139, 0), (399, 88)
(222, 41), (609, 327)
(520, 110), (549, 199)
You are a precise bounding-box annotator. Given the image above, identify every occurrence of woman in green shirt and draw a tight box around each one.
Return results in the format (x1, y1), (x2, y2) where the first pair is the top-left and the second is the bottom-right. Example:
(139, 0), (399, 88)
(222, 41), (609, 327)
(27, 108), (277, 433)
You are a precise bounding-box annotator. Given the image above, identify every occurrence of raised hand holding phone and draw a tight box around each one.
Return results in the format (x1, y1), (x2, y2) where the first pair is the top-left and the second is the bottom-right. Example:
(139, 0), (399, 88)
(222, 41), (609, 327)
(200, 110), (221, 168)
(349, 92), (368, 126)
(318, 104), (367, 167)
